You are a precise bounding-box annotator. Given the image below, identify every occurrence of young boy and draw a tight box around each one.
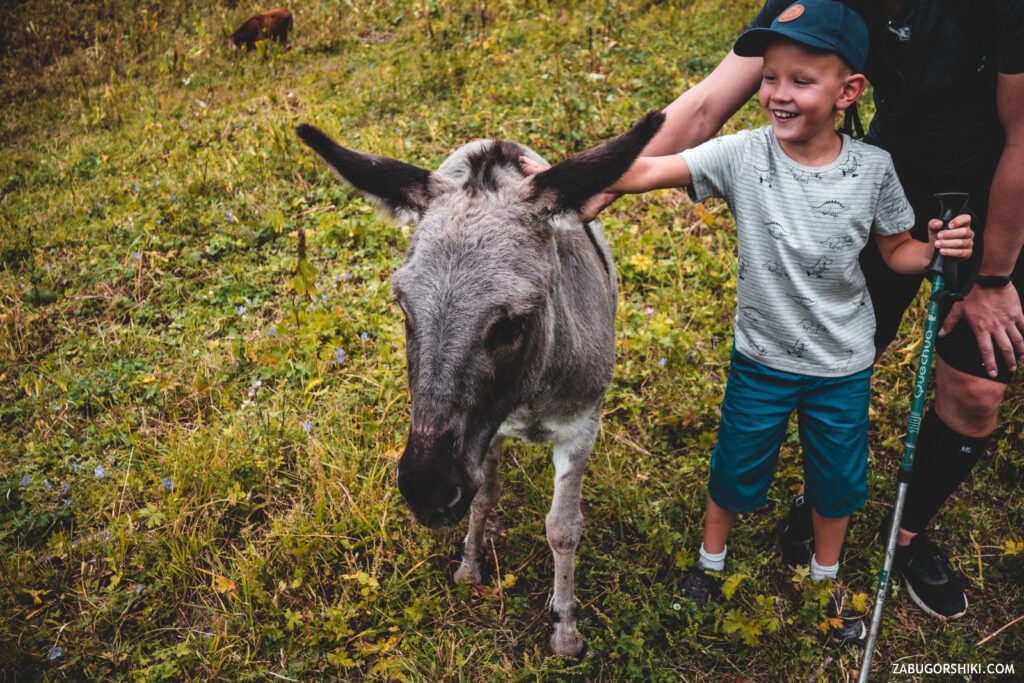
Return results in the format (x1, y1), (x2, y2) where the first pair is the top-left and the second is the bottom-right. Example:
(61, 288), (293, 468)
(524, 0), (974, 642)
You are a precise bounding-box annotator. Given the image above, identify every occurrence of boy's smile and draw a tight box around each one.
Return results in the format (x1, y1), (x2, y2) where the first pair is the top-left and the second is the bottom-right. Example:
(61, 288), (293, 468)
(759, 40), (865, 165)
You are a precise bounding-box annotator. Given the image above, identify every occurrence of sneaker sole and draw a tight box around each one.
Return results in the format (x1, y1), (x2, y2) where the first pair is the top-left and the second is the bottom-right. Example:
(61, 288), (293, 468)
(902, 577), (968, 621)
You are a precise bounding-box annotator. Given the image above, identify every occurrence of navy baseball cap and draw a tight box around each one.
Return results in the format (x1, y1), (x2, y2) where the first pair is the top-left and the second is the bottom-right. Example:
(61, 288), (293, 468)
(733, 0), (869, 73)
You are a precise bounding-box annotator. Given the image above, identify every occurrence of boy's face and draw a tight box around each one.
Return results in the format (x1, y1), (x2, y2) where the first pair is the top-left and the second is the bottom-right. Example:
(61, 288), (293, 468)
(759, 40), (860, 146)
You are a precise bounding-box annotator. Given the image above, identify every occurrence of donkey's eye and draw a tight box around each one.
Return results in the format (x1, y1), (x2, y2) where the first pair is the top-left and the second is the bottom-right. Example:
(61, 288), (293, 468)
(485, 316), (523, 352)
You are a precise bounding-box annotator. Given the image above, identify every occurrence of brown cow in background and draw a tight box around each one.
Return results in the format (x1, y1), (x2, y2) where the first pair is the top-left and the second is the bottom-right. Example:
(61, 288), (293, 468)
(230, 9), (293, 50)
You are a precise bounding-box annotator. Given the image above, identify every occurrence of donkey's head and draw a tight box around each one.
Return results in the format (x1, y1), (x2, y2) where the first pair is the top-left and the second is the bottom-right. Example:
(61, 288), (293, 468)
(297, 112), (663, 527)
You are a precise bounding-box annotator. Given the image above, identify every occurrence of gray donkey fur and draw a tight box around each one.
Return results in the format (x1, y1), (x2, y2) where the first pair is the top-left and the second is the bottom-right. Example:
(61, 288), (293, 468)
(296, 112), (663, 656)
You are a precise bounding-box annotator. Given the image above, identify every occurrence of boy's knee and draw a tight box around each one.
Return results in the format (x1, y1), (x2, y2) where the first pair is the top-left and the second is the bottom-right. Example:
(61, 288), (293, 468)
(708, 477), (765, 515)
(806, 475), (866, 518)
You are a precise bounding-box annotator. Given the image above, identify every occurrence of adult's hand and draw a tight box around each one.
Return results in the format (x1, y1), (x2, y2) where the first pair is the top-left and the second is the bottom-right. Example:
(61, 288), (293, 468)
(939, 284), (1024, 376)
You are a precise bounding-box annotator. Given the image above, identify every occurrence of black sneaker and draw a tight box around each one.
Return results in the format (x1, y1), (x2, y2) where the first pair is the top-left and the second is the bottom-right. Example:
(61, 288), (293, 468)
(824, 580), (867, 644)
(683, 566), (722, 608)
(892, 532), (968, 620)
(779, 494), (814, 570)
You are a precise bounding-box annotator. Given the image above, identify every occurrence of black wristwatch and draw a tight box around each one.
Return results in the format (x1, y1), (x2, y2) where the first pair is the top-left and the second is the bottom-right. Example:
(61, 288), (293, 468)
(975, 274), (1013, 288)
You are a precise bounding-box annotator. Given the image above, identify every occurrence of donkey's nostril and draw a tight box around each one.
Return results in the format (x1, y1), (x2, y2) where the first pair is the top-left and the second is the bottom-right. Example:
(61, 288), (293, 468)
(446, 486), (462, 509)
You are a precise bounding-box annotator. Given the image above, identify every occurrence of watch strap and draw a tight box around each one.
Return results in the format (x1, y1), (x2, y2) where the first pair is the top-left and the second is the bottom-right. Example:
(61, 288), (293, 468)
(975, 274), (1013, 288)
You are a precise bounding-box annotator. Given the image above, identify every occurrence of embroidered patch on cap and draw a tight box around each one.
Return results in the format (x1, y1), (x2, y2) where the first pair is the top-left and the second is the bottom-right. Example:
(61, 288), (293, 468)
(779, 4), (805, 22)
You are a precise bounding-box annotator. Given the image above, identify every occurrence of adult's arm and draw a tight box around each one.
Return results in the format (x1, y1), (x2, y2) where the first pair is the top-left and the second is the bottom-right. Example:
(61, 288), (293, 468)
(583, 51), (764, 219)
(939, 71), (1024, 375)
(643, 51), (765, 156)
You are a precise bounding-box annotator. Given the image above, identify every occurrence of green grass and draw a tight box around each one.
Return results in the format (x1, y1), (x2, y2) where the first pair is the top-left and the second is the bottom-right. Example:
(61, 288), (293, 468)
(2, 0), (1022, 679)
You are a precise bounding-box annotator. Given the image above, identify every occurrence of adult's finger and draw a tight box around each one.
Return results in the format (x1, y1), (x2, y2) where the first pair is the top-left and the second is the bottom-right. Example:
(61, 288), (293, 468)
(991, 327), (1018, 374)
(1010, 321), (1024, 364)
(939, 301), (963, 337)
(972, 323), (1000, 377)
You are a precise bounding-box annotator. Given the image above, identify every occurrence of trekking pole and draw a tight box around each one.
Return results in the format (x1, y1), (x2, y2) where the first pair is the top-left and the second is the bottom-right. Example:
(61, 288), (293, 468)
(858, 192), (970, 682)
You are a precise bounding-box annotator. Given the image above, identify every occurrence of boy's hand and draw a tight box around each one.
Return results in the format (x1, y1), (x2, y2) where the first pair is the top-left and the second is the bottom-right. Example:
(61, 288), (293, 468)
(520, 156), (620, 221)
(928, 213), (974, 260)
(519, 156), (549, 176)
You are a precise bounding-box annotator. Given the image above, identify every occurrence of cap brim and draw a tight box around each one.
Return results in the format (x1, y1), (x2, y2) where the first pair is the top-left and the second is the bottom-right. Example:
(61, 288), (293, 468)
(733, 27), (837, 59)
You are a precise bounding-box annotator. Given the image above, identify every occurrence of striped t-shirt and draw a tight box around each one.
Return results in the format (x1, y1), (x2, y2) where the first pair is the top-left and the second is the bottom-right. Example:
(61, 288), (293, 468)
(681, 126), (915, 377)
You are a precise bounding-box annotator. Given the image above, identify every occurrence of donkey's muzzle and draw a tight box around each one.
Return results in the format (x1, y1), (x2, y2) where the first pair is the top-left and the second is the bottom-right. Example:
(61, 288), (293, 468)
(397, 427), (474, 527)
(397, 468), (474, 528)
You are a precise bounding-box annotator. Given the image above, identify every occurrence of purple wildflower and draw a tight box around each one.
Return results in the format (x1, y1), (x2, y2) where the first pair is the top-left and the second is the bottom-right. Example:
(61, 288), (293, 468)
(658, 357), (667, 368)
(236, 305), (246, 316)
(335, 348), (346, 364)
(162, 478), (173, 490)
(303, 420), (312, 434)
(19, 474), (32, 487)
(94, 465), (105, 479)
(360, 332), (369, 342)
(47, 646), (62, 660)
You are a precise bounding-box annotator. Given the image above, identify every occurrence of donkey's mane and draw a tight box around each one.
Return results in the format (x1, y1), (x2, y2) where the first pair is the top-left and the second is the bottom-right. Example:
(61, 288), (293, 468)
(436, 140), (545, 196)
(461, 141), (526, 194)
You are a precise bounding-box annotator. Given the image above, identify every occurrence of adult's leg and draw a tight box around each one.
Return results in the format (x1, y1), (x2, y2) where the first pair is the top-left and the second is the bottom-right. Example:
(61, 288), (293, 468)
(897, 361), (1008, 541)
(891, 242), (1021, 619)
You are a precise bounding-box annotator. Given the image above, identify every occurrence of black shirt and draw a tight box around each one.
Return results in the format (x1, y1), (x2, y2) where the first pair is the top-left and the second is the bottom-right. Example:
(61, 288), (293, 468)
(749, 1), (1024, 191)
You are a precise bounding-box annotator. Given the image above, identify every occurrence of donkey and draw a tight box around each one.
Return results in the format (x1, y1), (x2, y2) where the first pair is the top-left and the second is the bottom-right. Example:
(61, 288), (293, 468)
(296, 111), (663, 656)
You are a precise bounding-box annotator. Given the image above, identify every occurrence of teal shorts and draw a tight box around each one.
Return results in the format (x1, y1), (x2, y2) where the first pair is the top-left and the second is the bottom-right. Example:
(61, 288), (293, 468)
(708, 348), (872, 518)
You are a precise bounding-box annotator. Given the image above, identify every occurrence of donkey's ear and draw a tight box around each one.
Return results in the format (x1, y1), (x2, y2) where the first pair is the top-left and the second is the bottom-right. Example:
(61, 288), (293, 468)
(296, 124), (444, 225)
(528, 111), (665, 214)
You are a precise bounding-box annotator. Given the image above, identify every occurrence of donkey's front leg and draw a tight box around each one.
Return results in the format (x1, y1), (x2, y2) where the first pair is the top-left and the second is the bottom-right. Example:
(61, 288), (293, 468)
(546, 418), (596, 657)
(454, 435), (502, 585)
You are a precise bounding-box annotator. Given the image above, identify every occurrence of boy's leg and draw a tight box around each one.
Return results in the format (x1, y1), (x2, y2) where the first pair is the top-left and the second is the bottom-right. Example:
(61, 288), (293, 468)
(797, 365), (872, 533)
(702, 494), (738, 556)
(797, 366), (872, 643)
(706, 350), (799, 517)
(685, 349), (797, 606)
(810, 510), (849, 568)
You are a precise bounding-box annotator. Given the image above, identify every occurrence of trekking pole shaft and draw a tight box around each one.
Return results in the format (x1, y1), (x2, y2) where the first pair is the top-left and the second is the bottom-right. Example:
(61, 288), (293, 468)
(858, 275), (944, 683)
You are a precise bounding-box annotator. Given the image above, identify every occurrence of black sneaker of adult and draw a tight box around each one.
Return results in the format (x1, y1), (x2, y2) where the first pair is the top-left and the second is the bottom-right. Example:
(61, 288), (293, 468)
(891, 531), (968, 620)
(779, 494), (814, 570)
(683, 565), (722, 609)
(824, 580), (867, 645)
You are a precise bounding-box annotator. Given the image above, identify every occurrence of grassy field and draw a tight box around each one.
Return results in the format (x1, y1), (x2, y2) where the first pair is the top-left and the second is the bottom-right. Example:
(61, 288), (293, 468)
(1, 0), (1022, 679)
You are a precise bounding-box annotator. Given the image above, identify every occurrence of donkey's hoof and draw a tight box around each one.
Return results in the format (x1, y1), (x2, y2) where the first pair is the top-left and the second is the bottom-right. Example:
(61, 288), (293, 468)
(453, 561), (482, 585)
(549, 629), (585, 658)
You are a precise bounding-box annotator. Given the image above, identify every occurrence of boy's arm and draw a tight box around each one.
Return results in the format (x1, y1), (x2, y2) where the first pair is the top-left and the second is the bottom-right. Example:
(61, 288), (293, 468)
(874, 215), (974, 274)
(583, 51), (764, 219)
(520, 154), (693, 194)
(606, 155), (692, 194)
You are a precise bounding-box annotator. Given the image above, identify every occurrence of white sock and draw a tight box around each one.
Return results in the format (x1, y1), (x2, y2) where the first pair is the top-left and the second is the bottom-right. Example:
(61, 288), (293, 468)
(697, 543), (727, 571)
(810, 553), (839, 581)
